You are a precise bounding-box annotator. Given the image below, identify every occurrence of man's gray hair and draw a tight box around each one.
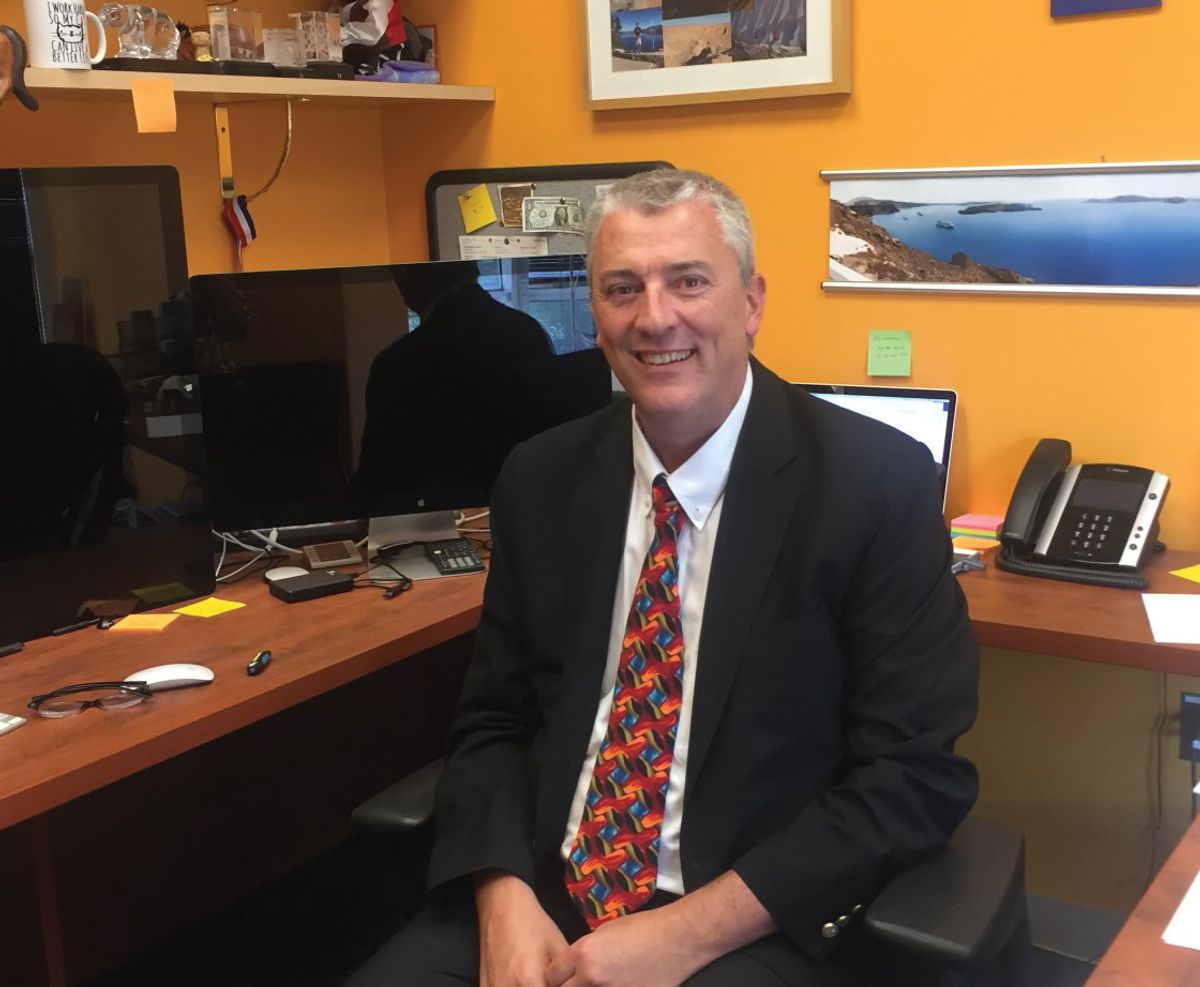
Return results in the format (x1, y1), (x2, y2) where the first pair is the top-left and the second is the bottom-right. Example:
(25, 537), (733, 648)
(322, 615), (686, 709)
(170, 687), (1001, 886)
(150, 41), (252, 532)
(585, 169), (756, 284)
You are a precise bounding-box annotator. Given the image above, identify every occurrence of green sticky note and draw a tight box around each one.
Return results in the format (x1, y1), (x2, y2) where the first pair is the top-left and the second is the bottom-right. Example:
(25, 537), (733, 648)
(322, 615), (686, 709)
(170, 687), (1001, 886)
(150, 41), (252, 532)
(867, 330), (912, 377)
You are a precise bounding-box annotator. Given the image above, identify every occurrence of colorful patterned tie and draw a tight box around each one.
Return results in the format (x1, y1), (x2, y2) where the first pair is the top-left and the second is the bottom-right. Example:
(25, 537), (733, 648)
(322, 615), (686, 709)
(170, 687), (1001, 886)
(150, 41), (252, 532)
(565, 475), (686, 928)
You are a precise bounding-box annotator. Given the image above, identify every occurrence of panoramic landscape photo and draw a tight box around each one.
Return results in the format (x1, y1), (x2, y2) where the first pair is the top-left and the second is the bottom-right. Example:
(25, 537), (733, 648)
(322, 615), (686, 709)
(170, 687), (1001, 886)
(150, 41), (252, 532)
(828, 169), (1200, 290)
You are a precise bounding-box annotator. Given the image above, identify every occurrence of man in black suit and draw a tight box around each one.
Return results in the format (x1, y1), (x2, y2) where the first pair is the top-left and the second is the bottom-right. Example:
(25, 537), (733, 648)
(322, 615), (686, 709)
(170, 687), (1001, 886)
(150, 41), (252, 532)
(349, 170), (978, 986)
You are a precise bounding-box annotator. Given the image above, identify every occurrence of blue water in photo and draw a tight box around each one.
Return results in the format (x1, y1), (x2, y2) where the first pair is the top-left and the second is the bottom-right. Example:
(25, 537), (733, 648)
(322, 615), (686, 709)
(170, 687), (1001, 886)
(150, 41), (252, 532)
(664, 13), (730, 28)
(869, 199), (1200, 287)
(619, 30), (663, 52)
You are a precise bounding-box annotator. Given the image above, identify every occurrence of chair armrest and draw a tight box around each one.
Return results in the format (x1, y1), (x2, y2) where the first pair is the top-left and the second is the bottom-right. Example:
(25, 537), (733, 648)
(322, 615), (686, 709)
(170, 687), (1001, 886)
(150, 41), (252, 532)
(864, 815), (1027, 968)
(351, 758), (444, 833)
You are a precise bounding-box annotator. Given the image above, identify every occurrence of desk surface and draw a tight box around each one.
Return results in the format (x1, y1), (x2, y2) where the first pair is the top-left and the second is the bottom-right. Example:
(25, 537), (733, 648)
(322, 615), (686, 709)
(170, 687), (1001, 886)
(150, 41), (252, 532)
(0, 571), (484, 831)
(1088, 813), (1200, 986)
(960, 549), (1200, 674)
(4, 547), (1200, 832)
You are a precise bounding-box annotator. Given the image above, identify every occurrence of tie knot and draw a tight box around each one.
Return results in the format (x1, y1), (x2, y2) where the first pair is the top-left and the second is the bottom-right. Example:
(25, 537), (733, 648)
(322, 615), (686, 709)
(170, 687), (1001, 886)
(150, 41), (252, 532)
(652, 475), (683, 527)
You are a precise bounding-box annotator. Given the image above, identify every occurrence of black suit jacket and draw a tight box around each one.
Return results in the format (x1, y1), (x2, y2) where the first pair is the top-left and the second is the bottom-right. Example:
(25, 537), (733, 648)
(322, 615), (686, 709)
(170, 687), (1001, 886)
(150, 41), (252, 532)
(429, 358), (979, 956)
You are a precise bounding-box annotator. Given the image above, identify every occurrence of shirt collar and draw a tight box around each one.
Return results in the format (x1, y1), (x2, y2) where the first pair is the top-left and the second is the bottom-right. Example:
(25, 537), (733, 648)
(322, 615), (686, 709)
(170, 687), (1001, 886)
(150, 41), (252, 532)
(630, 362), (753, 531)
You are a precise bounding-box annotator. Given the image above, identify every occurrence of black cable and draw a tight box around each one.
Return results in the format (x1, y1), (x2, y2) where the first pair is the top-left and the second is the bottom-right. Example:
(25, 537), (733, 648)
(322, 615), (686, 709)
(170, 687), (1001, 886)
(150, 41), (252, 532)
(995, 546), (1149, 590)
(352, 556), (412, 597)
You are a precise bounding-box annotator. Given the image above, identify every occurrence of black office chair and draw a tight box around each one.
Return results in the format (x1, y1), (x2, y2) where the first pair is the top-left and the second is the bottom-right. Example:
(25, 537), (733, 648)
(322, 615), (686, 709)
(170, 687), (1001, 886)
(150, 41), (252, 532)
(353, 760), (1030, 987)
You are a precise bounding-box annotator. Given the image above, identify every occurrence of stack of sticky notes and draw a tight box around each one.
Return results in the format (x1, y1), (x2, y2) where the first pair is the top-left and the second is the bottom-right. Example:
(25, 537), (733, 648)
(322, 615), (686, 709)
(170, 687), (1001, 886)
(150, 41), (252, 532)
(950, 513), (1005, 552)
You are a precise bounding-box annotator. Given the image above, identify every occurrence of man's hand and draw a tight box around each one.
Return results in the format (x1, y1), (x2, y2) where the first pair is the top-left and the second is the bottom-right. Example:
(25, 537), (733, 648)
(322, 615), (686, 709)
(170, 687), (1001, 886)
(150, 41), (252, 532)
(544, 871), (776, 987)
(475, 871), (569, 987)
(543, 906), (696, 987)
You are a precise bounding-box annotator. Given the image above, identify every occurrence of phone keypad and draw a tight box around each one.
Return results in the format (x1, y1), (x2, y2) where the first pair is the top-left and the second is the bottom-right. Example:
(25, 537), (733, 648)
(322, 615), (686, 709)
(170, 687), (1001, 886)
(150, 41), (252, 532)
(1070, 512), (1116, 550)
(1054, 509), (1134, 564)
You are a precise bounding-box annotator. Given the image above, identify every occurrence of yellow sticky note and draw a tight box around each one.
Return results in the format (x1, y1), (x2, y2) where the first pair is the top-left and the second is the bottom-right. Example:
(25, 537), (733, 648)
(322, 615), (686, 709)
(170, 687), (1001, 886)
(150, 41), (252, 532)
(130, 76), (177, 133)
(868, 330), (912, 377)
(952, 535), (1001, 551)
(174, 597), (247, 619)
(1171, 564), (1200, 586)
(112, 613), (180, 632)
(457, 184), (498, 233)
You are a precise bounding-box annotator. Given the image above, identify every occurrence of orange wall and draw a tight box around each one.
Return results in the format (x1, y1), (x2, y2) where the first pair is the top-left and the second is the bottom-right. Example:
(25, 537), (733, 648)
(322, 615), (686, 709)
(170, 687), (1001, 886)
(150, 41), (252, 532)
(0, 0), (392, 273)
(389, 0), (1200, 549)
(5, 0), (1198, 546)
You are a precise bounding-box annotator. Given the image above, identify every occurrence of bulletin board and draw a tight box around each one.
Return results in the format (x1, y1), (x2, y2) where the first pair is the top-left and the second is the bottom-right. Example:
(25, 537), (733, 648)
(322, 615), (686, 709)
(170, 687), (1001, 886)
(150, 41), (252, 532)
(425, 161), (674, 260)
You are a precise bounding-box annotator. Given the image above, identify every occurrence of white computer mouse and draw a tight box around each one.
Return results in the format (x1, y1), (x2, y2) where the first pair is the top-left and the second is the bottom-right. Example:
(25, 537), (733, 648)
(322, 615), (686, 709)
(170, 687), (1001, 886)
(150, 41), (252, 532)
(263, 565), (308, 583)
(124, 663), (215, 692)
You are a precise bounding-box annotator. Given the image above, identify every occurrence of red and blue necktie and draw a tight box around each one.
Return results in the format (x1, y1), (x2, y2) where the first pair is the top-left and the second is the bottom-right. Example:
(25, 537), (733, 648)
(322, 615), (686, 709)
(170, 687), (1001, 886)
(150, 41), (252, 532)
(565, 475), (686, 928)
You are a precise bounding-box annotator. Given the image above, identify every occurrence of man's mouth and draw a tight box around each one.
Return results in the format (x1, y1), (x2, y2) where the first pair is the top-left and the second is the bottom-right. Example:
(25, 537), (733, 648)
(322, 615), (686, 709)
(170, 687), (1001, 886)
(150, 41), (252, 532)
(637, 349), (694, 366)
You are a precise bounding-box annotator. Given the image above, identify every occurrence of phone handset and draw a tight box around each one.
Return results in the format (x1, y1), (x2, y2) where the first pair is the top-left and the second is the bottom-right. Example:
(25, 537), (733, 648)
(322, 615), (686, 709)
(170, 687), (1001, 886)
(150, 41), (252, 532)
(1000, 438), (1072, 557)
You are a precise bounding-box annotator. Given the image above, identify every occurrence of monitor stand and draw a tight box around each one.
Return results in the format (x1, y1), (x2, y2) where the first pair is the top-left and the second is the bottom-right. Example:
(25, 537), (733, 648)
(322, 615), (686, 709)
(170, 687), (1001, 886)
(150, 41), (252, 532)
(366, 511), (459, 582)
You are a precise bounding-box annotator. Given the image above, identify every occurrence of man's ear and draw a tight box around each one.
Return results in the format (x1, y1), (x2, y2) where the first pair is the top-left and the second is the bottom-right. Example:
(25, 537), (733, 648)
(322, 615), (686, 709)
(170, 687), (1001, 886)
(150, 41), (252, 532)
(744, 273), (766, 344)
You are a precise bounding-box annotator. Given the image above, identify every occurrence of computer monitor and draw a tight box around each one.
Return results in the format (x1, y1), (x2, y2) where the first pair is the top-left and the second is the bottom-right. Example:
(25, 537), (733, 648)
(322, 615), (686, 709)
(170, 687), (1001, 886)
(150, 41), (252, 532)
(190, 256), (612, 565)
(0, 166), (213, 645)
(796, 383), (958, 512)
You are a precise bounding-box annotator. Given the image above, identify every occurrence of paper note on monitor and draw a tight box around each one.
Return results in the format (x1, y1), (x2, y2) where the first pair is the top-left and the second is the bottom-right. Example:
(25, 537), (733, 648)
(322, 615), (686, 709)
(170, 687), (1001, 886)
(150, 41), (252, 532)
(459, 235), (550, 260)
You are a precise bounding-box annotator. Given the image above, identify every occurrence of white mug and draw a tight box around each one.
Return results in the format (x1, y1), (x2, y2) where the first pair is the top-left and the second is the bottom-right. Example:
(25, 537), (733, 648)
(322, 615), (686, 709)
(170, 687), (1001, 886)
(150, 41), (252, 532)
(22, 0), (107, 69)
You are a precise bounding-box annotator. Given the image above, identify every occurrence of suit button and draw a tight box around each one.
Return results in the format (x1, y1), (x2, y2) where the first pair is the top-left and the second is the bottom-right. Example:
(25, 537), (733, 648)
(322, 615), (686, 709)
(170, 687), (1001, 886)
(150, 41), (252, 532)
(836, 914), (850, 928)
(852, 904), (864, 915)
(821, 922), (839, 939)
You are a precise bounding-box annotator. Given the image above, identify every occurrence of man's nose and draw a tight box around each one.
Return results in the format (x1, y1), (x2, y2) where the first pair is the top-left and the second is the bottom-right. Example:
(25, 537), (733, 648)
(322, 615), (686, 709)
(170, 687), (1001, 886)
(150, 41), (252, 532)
(633, 282), (674, 333)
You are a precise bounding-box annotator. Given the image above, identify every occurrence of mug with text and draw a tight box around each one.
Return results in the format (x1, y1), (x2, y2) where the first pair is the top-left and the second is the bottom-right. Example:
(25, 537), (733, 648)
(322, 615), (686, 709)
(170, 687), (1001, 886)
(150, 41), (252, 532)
(22, 0), (106, 68)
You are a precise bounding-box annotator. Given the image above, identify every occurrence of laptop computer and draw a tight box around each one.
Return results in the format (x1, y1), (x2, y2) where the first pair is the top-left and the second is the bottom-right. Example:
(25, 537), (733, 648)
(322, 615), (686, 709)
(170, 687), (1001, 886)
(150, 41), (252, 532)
(795, 383), (958, 513)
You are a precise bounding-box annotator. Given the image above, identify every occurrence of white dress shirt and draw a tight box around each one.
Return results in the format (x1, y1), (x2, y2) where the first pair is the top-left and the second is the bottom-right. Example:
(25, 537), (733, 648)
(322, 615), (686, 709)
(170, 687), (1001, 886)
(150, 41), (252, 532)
(560, 364), (754, 894)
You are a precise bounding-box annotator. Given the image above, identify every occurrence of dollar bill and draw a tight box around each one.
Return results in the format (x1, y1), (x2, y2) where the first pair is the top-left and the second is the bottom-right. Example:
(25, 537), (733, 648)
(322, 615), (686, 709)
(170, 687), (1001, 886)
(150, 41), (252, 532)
(522, 197), (584, 234)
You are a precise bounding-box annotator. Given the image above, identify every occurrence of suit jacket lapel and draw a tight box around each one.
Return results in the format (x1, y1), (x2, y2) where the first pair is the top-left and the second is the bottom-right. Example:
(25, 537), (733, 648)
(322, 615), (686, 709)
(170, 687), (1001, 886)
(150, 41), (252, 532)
(535, 404), (633, 860)
(685, 361), (803, 786)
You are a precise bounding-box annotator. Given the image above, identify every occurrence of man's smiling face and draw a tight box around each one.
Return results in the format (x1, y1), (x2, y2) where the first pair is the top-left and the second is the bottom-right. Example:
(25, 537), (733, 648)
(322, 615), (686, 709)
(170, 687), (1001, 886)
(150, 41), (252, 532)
(590, 197), (765, 467)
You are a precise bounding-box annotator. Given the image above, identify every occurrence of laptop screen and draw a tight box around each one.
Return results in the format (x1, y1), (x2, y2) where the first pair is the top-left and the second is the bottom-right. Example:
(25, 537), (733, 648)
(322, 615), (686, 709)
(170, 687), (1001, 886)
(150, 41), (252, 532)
(796, 383), (957, 512)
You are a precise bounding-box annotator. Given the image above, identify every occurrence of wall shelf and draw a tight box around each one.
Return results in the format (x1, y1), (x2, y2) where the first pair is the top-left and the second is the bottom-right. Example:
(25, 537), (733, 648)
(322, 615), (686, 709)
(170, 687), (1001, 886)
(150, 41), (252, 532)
(24, 67), (495, 107)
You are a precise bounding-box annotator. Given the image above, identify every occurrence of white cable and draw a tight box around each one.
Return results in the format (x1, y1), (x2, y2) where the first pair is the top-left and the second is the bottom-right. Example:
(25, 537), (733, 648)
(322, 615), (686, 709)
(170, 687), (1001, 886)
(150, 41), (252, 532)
(458, 510), (490, 525)
(217, 530), (262, 554)
(216, 549), (268, 582)
(249, 529), (303, 555)
(214, 535), (229, 578)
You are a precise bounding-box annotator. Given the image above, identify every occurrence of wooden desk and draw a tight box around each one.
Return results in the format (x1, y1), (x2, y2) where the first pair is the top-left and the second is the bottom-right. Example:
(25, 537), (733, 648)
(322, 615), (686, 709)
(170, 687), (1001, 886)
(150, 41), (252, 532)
(0, 571), (484, 986)
(959, 548), (1200, 983)
(2, 547), (1197, 985)
(1087, 813), (1200, 985)
(960, 549), (1200, 674)
(0, 570), (484, 831)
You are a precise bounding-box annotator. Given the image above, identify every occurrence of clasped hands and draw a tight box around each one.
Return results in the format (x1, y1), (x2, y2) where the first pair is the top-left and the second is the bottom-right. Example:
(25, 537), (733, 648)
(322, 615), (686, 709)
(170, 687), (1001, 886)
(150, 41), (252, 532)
(476, 873), (706, 987)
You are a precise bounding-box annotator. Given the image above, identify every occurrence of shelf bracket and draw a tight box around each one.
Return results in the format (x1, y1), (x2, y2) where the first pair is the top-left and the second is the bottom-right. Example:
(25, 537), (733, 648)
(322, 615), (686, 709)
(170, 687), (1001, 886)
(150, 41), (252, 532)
(214, 105), (235, 200)
(213, 98), (298, 202)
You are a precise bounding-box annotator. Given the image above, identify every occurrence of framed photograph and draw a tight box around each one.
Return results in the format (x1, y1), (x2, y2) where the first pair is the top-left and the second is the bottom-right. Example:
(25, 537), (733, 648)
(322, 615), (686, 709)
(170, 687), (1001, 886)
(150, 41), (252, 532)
(1051, 0), (1160, 16)
(822, 160), (1200, 298)
(416, 23), (436, 68)
(583, 0), (851, 110)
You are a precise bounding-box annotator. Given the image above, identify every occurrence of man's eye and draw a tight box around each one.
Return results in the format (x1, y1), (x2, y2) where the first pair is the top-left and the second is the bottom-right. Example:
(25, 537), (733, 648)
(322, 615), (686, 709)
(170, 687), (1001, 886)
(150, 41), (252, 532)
(605, 284), (636, 297)
(678, 276), (705, 290)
